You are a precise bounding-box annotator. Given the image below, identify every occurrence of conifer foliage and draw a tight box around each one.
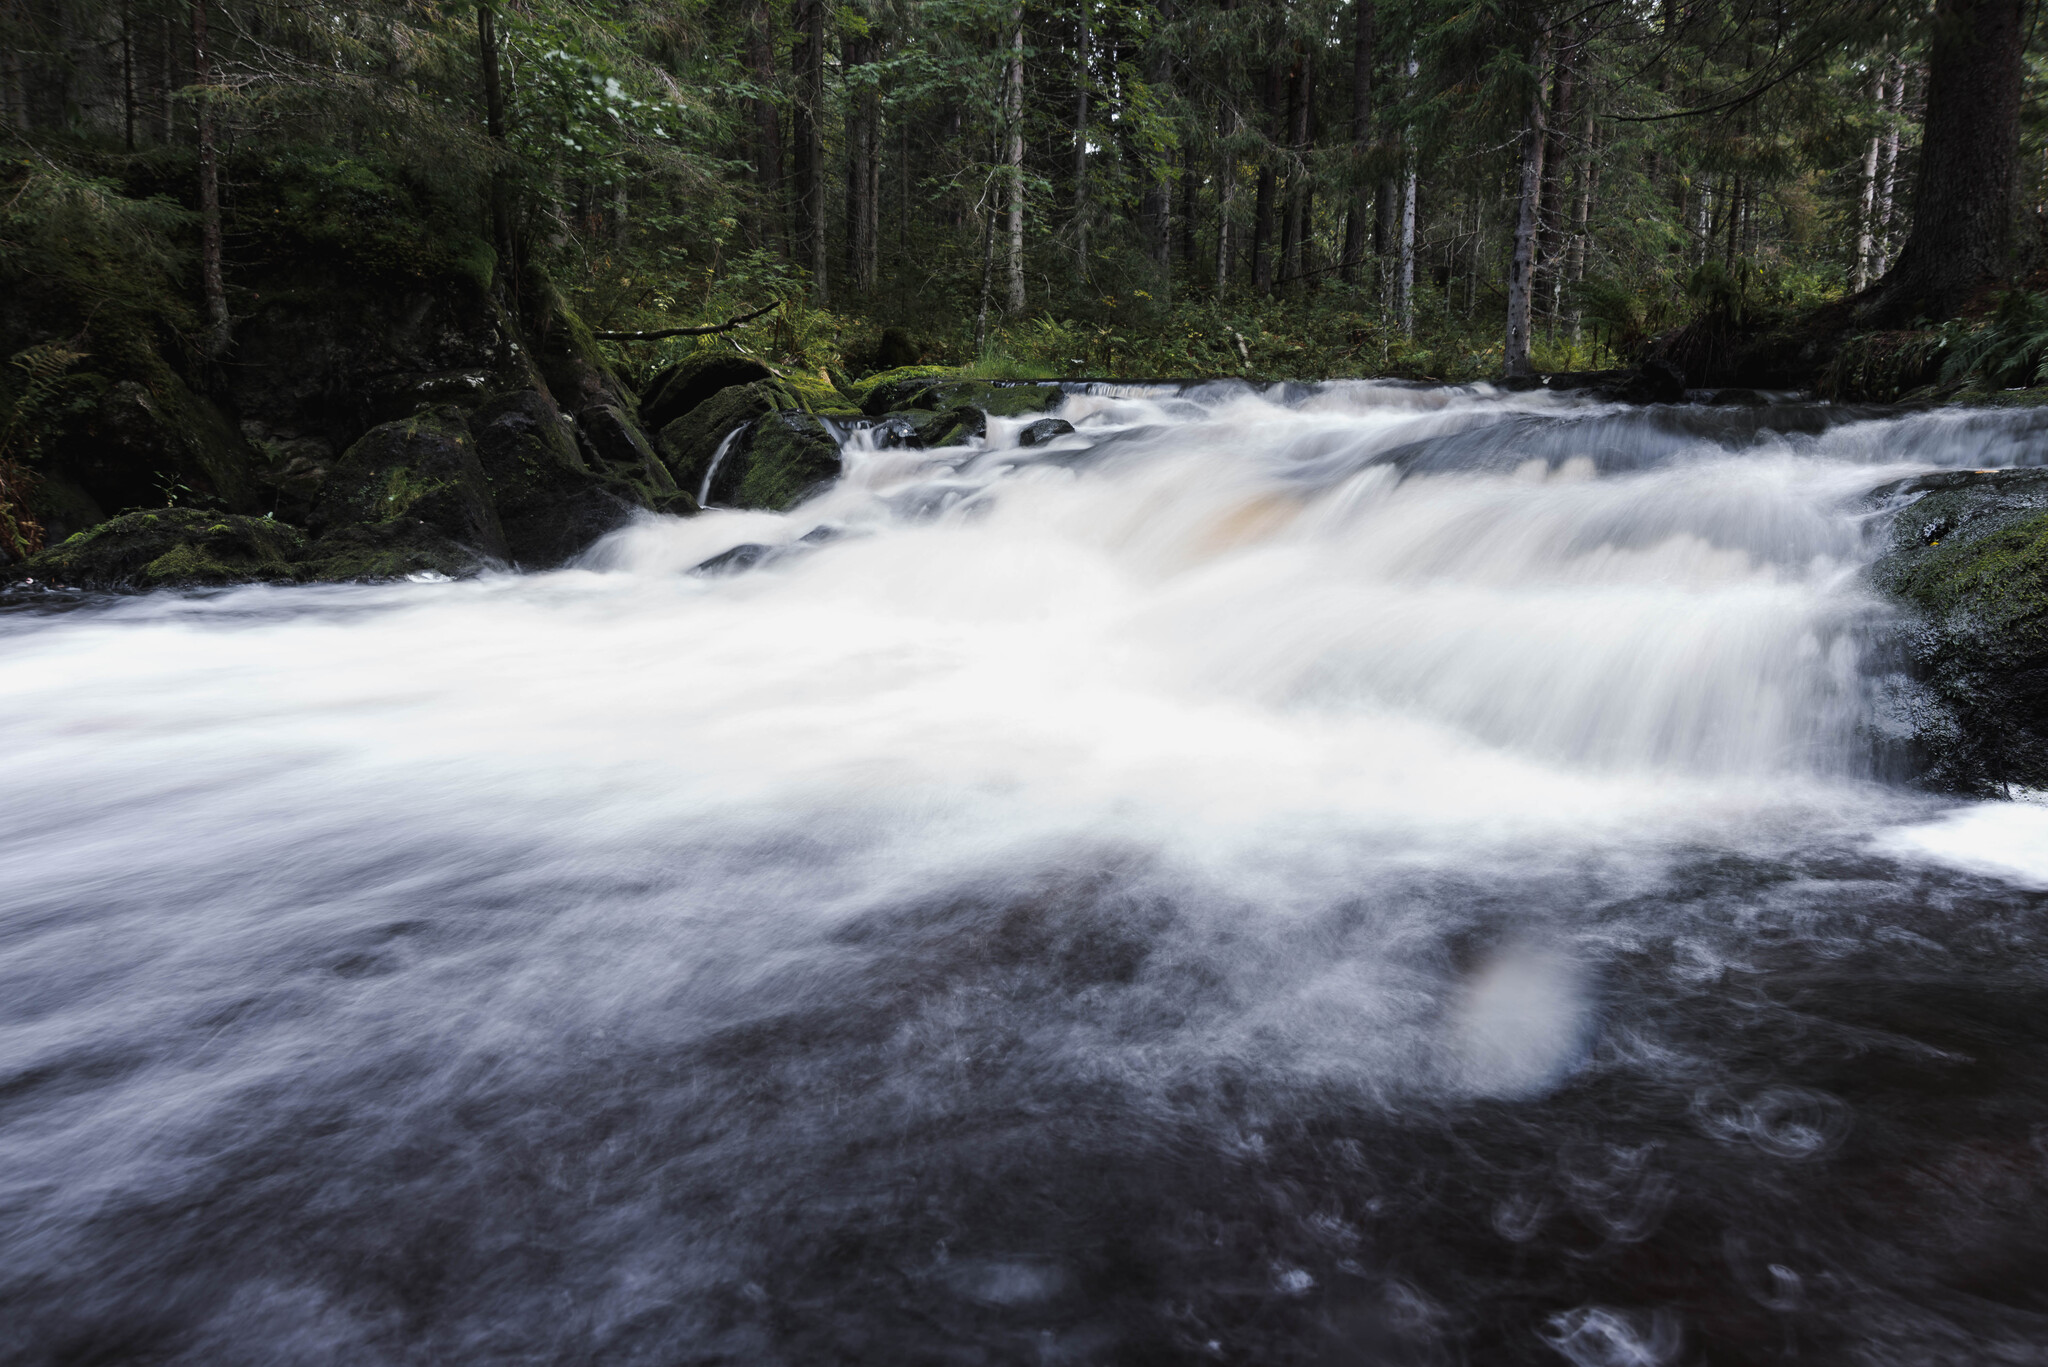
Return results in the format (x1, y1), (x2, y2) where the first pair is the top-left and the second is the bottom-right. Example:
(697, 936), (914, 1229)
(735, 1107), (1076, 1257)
(4, 0), (2046, 377)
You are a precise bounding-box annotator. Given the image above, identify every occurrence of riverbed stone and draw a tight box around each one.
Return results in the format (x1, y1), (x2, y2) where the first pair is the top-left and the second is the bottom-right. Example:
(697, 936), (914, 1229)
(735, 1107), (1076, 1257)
(309, 407), (509, 560)
(1868, 467), (2048, 794)
(2, 508), (305, 590)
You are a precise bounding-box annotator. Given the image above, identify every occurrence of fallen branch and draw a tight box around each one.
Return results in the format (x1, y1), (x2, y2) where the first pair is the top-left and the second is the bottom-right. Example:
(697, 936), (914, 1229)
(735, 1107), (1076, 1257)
(592, 299), (782, 341)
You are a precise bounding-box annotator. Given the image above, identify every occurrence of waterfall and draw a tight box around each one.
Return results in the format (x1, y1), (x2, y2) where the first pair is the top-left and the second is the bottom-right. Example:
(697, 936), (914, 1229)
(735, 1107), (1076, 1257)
(4, 381), (2046, 1364)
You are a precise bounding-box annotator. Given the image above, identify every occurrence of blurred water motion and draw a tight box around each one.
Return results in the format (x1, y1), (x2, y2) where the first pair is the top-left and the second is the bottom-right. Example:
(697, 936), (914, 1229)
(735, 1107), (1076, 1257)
(3, 381), (2047, 1364)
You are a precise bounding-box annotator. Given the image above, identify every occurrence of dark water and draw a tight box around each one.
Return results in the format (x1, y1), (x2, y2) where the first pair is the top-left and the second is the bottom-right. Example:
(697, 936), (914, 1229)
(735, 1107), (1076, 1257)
(4, 382), (2046, 1365)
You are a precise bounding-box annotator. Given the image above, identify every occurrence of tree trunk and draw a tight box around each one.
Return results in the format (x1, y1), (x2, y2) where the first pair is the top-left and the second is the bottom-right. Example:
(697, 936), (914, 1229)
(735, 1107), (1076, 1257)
(1398, 143), (1416, 334)
(1866, 0), (2023, 323)
(160, 16), (173, 143)
(1004, 2), (1025, 314)
(845, 29), (880, 295)
(1341, 0), (1373, 283)
(792, 0), (826, 301)
(121, 0), (135, 151)
(1073, 0), (1090, 270)
(1873, 58), (1904, 279)
(1280, 51), (1309, 290)
(1504, 26), (1549, 377)
(1568, 109), (1595, 343)
(1251, 63), (1280, 295)
(1536, 45), (1573, 325)
(1216, 104), (1239, 291)
(746, 0), (783, 253)
(1853, 69), (1883, 292)
(192, 0), (230, 356)
(1140, 28), (1173, 272)
(477, 2), (513, 287)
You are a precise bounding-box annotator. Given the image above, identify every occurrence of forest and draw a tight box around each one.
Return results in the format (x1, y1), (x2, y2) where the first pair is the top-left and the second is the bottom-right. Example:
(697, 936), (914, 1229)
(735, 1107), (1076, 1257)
(6, 0), (2043, 379)
(0, 0), (2044, 567)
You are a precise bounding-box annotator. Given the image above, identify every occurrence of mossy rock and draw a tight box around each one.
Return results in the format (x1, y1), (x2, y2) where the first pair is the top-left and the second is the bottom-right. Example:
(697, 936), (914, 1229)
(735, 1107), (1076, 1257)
(1868, 468), (2048, 793)
(3, 509), (305, 590)
(525, 273), (637, 417)
(857, 371), (1060, 420)
(734, 411), (842, 511)
(852, 365), (966, 412)
(293, 518), (488, 582)
(311, 407), (508, 559)
(872, 406), (985, 449)
(577, 404), (676, 493)
(641, 352), (774, 430)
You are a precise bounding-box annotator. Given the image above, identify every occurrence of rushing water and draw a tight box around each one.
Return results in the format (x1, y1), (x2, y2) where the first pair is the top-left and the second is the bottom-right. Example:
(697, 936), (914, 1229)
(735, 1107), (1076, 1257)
(4, 382), (2048, 1365)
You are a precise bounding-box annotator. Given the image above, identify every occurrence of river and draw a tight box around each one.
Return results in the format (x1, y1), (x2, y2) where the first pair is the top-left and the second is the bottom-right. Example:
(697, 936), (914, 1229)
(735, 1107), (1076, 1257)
(4, 381), (2046, 1364)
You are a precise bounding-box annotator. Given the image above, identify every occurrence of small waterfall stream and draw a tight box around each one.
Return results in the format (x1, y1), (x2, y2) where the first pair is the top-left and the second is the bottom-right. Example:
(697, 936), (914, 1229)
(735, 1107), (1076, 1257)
(3, 381), (2046, 1364)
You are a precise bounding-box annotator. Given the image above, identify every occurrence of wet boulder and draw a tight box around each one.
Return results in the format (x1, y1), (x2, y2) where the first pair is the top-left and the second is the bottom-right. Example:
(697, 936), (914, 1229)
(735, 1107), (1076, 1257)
(472, 391), (649, 567)
(732, 411), (842, 511)
(657, 374), (854, 505)
(293, 517), (486, 582)
(309, 407), (509, 560)
(3, 509), (305, 590)
(1018, 417), (1076, 447)
(1868, 467), (2048, 794)
(577, 403), (679, 500)
(658, 381), (781, 498)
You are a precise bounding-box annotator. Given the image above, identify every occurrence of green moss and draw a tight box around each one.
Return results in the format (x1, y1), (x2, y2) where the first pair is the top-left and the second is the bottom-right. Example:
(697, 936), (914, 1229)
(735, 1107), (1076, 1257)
(735, 412), (841, 511)
(5, 508), (304, 589)
(378, 465), (454, 519)
(1870, 469), (2048, 793)
(1894, 511), (2048, 630)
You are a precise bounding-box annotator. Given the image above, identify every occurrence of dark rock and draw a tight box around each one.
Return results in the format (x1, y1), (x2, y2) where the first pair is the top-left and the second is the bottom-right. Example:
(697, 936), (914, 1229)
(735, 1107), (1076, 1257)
(1018, 418), (1076, 447)
(900, 406), (985, 447)
(3, 509), (305, 590)
(859, 376), (1062, 420)
(692, 542), (776, 576)
(1867, 467), (2048, 794)
(52, 378), (261, 516)
(577, 404), (677, 494)
(1614, 359), (1688, 405)
(473, 391), (643, 566)
(1495, 372), (1546, 392)
(1538, 362), (1689, 405)
(26, 471), (105, 544)
(526, 282), (639, 418)
(874, 327), (920, 371)
(294, 518), (489, 582)
(309, 408), (509, 559)
(641, 353), (775, 431)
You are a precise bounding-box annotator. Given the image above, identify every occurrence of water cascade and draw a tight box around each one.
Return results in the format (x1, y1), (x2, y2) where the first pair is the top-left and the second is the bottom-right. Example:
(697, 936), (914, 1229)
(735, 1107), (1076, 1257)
(4, 382), (2046, 1364)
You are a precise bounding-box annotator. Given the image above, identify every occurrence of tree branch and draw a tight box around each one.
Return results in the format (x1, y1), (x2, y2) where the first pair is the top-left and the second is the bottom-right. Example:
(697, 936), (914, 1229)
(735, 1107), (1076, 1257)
(592, 298), (782, 341)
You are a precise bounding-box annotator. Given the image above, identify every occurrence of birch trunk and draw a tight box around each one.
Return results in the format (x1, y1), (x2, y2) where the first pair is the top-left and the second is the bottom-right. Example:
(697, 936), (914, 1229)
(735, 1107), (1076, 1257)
(1873, 59), (1903, 278)
(1853, 68), (1884, 291)
(1568, 110), (1595, 343)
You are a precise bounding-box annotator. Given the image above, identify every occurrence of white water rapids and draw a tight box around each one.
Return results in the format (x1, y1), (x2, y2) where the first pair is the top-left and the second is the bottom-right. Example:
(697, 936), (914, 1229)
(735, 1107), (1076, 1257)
(4, 381), (2047, 1364)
